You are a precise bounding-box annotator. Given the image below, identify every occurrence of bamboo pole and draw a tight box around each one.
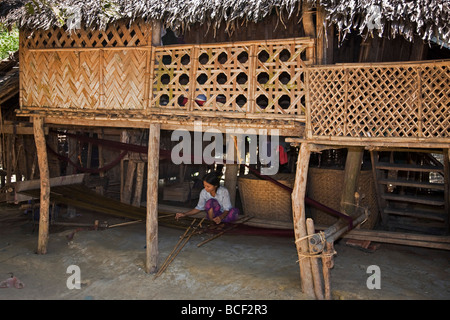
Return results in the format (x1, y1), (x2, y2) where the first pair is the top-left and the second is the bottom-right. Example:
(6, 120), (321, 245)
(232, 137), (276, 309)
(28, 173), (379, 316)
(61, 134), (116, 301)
(145, 122), (161, 274)
(159, 219), (198, 272)
(306, 218), (324, 300)
(291, 143), (315, 298)
(33, 116), (50, 255)
(197, 216), (254, 247)
(154, 219), (202, 278)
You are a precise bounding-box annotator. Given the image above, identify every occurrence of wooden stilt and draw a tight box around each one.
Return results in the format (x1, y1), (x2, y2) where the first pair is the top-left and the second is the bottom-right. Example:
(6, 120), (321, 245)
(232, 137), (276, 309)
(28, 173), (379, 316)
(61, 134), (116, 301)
(122, 160), (136, 204)
(6, 134), (12, 185)
(146, 122), (160, 274)
(33, 116), (50, 255)
(340, 147), (364, 217)
(322, 241), (334, 300)
(132, 161), (145, 207)
(224, 163), (238, 207)
(292, 143), (315, 298)
(96, 129), (105, 195)
(306, 218), (324, 300)
(48, 133), (60, 177)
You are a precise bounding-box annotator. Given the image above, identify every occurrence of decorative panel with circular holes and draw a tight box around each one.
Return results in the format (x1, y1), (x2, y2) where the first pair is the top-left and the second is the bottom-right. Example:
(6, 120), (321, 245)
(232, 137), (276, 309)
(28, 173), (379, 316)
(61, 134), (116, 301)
(152, 39), (314, 116)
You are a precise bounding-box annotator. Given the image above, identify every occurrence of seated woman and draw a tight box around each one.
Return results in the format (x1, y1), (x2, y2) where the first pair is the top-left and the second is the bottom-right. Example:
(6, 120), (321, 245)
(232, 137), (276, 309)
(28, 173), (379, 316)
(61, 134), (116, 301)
(175, 172), (239, 224)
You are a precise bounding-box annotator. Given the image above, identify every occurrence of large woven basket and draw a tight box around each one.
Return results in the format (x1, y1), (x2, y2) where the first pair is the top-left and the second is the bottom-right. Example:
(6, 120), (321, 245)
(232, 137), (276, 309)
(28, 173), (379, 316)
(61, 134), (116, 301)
(238, 174), (295, 222)
(307, 167), (379, 229)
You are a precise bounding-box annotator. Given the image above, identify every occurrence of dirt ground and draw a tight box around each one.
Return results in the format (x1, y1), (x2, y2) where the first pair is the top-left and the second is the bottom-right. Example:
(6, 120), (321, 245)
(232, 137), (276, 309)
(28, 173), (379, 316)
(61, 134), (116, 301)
(0, 202), (449, 301)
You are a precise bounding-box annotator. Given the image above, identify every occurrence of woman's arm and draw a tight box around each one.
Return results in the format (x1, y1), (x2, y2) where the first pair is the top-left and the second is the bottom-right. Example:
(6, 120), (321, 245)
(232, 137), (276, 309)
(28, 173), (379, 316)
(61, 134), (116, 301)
(175, 208), (202, 220)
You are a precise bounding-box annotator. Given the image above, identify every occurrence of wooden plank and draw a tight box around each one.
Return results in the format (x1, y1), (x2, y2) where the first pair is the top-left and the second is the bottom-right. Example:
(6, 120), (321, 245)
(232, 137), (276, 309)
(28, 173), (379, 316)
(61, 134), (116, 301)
(342, 230), (450, 250)
(378, 178), (445, 190)
(381, 194), (445, 206)
(383, 207), (446, 222)
(15, 173), (86, 193)
(287, 137), (450, 149)
(376, 162), (444, 173)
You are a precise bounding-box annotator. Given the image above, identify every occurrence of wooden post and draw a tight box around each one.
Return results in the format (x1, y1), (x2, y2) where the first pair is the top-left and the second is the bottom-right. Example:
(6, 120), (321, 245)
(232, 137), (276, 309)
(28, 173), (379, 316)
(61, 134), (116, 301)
(6, 134), (12, 185)
(306, 218), (324, 300)
(47, 133), (60, 177)
(33, 116), (50, 254)
(302, 2), (316, 38)
(224, 135), (240, 207)
(444, 148), (450, 234)
(146, 19), (162, 274)
(224, 164), (239, 207)
(292, 143), (315, 298)
(322, 240), (334, 300)
(122, 160), (136, 204)
(146, 122), (160, 274)
(340, 147), (364, 217)
(96, 129), (105, 195)
(132, 161), (145, 207)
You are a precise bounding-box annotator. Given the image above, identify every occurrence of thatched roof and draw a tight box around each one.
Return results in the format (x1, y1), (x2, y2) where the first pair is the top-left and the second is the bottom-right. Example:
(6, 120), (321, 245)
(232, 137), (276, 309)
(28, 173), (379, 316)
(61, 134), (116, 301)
(1, 0), (449, 46)
(0, 51), (19, 105)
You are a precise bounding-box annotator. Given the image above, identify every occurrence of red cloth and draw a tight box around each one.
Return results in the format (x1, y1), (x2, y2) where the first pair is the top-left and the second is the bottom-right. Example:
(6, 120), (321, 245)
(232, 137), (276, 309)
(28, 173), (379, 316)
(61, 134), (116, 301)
(279, 145), (288, 165)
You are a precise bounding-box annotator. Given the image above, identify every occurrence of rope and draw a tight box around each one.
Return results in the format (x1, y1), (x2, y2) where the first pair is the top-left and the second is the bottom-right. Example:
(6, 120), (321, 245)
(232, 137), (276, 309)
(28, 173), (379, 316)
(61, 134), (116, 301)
(295, 231), (337, 261)
(340, 201), (370, 226)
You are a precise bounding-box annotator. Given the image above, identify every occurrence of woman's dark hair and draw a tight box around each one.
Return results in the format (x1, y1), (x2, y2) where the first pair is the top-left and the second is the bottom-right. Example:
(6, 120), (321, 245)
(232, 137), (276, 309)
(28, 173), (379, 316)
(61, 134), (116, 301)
(202, 172), (221, 189)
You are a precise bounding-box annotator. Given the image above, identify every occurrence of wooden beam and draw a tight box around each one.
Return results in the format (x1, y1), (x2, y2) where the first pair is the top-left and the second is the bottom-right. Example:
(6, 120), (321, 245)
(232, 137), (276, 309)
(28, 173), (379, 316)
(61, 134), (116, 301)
(291, 143), (315, 298)
(0, 123), (49, 135)
(146, 123), (160, 273)
(302, 2), (316, 38)
(285, 137), (450, 150)
(33, 116), (50, 254)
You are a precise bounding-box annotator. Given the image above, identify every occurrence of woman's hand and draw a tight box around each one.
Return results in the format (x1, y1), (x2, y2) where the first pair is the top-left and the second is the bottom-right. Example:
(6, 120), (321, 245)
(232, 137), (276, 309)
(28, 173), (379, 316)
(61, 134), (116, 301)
(175, 212), (186, 220)
(212, 216), (222, 224)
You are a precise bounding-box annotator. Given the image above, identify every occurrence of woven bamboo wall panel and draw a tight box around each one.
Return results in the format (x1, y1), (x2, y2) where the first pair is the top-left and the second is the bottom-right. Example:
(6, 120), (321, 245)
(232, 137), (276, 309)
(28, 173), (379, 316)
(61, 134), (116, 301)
(102, 50), (147, 109)
(152, 38), (313, 115)
(21, 20), (152, 49)
(21, 50), (100, 109)
(21, 49), (149, 110)
(308, 61), (450, 139)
